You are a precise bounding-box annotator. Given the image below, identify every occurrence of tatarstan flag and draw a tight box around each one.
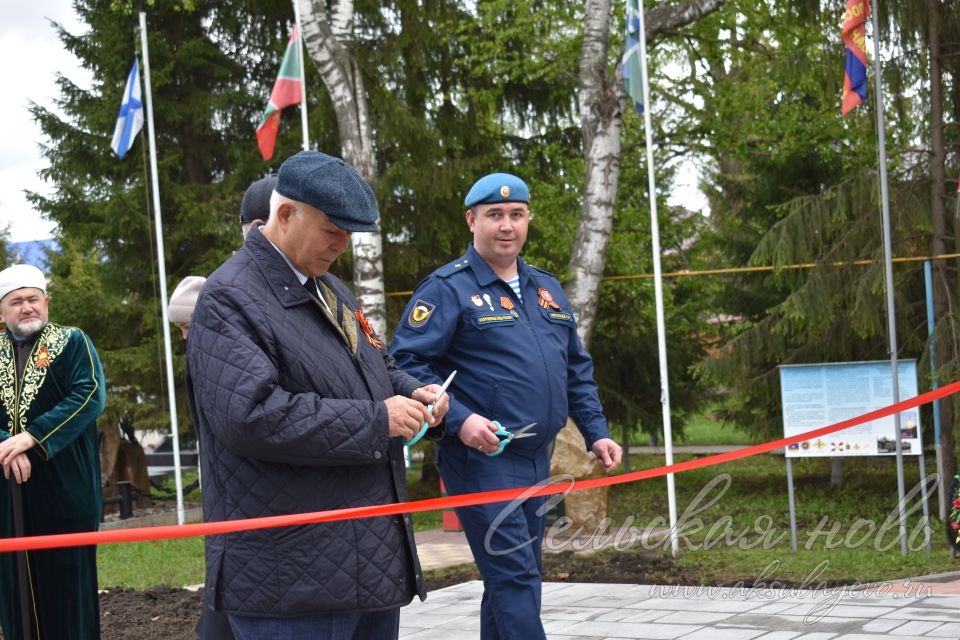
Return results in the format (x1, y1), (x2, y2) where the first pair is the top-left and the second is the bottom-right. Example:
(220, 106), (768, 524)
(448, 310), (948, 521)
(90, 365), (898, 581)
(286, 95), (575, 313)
(841, 0), (870, 115)
(257, 24), (302, 160)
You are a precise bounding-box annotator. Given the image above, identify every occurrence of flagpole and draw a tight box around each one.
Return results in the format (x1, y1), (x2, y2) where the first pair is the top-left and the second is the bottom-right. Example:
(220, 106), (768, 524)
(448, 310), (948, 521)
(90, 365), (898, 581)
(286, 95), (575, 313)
(637, 1), (679, 557)
(292, 0), (309, 151)
(869, 0), (908, 556)
(140, 8), (185, 526)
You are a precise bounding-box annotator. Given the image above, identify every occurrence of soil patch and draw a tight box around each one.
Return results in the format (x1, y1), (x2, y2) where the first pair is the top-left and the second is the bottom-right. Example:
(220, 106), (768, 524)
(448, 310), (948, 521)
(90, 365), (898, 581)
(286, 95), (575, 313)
(100, 587), (204, 640)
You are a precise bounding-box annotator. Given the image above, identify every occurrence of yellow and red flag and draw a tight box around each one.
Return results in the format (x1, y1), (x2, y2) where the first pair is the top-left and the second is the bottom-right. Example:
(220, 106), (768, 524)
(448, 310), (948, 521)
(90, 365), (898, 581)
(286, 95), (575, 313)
(841, 0), (870, 115)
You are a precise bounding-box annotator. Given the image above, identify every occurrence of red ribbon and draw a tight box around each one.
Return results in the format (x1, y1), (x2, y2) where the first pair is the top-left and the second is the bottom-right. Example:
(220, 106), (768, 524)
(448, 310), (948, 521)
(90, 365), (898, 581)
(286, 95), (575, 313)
(2, 379), (958, 553)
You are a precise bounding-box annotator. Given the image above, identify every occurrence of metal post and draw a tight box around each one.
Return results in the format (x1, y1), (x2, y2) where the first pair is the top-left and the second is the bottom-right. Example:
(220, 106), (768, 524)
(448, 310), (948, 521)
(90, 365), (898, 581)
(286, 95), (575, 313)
(292, 0), (309, 150)
(140, 9), (185, 525)
(923, 260), (945, 519)
(870, 0), (908, 556)
(786, 457), (798, 553)
(636, 0), (679, 559)
(917, 450), (932, 552)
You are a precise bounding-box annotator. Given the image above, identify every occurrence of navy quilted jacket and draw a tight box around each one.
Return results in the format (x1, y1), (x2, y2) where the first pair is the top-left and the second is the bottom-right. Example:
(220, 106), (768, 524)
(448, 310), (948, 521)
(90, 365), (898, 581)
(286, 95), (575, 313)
(187, 229), (427, 617)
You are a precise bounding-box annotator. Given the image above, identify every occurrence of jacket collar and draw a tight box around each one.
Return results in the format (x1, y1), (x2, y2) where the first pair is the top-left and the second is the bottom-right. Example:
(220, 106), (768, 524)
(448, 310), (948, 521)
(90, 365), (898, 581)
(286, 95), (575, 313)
(465, 243), (529, 287)
(243, 227), (315, 309)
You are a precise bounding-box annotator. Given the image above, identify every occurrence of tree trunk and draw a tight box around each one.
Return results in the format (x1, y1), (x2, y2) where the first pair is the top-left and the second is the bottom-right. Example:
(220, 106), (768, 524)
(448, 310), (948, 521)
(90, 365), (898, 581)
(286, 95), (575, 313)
(568, 0), (621, 348)
(565, 0), (725, 343)
(300, 0), (388, 333)
(555, 0), (725, 531)
(926, 0), (954, 519)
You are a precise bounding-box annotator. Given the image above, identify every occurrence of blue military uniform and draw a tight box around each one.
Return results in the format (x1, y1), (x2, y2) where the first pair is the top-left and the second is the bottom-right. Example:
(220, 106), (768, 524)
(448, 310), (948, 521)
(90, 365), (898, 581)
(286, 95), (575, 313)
(391, 238), (611, 639)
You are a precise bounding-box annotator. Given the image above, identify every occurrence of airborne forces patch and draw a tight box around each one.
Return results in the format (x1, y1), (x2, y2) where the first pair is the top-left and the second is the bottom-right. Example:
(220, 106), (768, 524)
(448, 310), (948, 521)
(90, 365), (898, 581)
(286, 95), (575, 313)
(407, 299), (436, 330)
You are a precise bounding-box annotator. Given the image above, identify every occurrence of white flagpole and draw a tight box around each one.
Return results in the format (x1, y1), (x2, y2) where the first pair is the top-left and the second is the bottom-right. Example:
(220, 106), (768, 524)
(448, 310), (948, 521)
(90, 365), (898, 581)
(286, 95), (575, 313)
(292, 0), (309, 151)
(637, 2), (679, 556)
(140, 9), (185, 525)
(869, 1), (908, 556)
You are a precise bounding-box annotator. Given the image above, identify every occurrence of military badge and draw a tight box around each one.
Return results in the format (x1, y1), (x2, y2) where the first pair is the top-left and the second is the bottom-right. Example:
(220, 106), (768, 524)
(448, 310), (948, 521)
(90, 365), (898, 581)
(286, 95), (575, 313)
(354, 309), (383, 350)
(407, 299), (436, 329)
(537, 288), (562, 311)
(482, 293), (494, 311)
(471, 294), (483, 307)
(500, 185), (511, 198)
(34, 345), (51, 369)
(500, 296), (518, 318)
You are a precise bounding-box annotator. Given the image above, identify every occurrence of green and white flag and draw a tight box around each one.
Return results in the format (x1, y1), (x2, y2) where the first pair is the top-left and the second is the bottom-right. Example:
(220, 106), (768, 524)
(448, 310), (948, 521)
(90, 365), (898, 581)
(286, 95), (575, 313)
(257, 24), (303, 160)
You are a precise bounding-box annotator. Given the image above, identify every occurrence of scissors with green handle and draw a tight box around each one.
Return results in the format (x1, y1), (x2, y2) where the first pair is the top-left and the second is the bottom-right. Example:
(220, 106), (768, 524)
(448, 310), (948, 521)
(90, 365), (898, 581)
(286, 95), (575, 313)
(404, 369), (457, 446)
(485, 421), (538, 456)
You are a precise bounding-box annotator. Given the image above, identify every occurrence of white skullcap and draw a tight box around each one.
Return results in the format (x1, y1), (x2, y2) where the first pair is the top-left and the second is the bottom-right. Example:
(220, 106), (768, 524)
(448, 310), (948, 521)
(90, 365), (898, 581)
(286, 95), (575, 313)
(167, 276), (206, 325)
(0, 264), (47, 303)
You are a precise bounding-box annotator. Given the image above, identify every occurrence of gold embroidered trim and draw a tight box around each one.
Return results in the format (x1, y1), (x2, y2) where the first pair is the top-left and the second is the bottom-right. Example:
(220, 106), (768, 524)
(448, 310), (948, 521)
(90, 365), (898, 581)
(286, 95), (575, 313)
(0, 333), (15, 432)
(0, 324), (72, 434)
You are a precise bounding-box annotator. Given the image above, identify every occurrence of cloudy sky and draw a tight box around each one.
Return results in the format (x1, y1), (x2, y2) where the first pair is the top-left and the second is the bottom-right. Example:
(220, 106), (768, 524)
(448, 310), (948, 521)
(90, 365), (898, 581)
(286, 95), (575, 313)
(0, 2), (88, 243)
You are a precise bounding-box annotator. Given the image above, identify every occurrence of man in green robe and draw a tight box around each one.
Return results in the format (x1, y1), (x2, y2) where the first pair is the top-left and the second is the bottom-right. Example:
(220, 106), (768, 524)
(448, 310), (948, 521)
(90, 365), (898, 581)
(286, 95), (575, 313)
(0, 263), (107, 640)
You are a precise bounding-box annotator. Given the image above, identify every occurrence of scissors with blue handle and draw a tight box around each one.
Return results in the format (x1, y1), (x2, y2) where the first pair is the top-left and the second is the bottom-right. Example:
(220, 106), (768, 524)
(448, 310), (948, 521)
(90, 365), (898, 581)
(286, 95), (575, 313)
(485, 421), (538, 456)
(404, 369), (457, 446)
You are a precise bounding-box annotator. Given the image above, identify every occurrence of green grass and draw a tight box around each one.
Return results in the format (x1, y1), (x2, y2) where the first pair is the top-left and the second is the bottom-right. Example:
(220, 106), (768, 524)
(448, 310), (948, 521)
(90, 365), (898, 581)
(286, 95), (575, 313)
(98, 537), (206, 590)
(675, 406), (752, 446)
(606, 452), (955, 584)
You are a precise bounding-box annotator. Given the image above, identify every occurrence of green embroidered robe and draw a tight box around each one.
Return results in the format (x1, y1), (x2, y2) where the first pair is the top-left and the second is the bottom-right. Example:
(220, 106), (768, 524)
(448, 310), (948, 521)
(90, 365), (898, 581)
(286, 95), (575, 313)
(0, 323), (106, 640)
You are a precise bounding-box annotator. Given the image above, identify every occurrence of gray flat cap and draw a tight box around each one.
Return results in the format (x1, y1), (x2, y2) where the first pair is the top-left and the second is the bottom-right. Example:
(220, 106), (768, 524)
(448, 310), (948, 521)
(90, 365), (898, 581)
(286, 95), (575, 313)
(275, 151), (379, 232)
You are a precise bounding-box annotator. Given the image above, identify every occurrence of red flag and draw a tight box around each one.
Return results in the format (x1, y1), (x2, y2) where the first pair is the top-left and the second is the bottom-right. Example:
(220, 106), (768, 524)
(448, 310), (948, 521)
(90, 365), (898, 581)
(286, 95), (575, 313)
(256, 24), (303, 160)
(841, 0), (870, 116)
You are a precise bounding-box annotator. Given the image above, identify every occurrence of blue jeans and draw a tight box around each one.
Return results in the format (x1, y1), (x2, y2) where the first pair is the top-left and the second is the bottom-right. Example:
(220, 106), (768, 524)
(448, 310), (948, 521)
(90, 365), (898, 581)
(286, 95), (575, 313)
(227, 607), (400, 640)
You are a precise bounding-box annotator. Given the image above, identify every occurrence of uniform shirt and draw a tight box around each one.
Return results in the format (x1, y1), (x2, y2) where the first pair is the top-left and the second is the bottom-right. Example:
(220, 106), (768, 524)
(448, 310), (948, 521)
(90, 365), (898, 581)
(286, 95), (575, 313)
(390, 244), (610, 456)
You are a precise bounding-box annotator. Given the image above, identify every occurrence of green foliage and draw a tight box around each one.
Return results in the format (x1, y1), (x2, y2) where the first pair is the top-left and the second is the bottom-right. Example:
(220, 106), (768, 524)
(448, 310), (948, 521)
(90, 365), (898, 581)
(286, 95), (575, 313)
(32, 0), (958, 453)
(678, 0), (957, 442)
(31, 0), (333, 432)
(0, 225), (9, 268)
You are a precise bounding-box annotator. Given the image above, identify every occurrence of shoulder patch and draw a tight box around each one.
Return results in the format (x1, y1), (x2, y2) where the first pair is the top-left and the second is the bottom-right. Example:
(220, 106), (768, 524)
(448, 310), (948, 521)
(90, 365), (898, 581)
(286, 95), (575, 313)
(406, 298), (437, 330)
(434, 257), (472, 279)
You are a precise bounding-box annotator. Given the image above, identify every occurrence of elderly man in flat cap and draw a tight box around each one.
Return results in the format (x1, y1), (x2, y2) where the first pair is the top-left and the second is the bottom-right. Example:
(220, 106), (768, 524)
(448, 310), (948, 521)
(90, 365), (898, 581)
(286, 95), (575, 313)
(187, 151), (448, 640)
(0, 264), (107, 640)
(390, 173), (622, 639)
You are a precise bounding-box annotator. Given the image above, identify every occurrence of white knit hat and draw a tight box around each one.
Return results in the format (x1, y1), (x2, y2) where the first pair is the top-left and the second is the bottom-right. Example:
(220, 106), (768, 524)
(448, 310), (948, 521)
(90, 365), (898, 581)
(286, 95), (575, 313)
(0, 264), (47, 303)
(167, 276), (206, 325)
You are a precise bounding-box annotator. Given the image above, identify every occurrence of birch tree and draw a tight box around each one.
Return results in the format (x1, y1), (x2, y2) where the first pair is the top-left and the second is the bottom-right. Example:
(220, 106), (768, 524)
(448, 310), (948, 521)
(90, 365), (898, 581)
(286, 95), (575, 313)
(553, 0), (723, 524)
(299, 0), (387, 332)
(569, 0), (724, 346)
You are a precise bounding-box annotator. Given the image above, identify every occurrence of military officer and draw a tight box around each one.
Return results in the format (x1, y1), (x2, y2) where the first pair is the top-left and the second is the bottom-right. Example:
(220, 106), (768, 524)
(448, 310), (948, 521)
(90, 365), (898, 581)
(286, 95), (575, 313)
(390, 172), (622, 640)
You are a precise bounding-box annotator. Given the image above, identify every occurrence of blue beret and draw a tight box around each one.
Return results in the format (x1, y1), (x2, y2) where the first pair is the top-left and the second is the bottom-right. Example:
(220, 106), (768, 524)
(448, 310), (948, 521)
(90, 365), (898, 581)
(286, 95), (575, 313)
(239, 175), (277, 224)
(275, 151), (379, 232)
(464, 173), (529, 207)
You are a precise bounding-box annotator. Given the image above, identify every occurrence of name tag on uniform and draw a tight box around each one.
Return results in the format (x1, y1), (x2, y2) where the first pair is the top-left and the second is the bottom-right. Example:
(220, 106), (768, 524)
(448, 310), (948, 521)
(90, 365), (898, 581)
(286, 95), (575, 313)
(548, 311), (572, 322)
(474, 313), (515, 328)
